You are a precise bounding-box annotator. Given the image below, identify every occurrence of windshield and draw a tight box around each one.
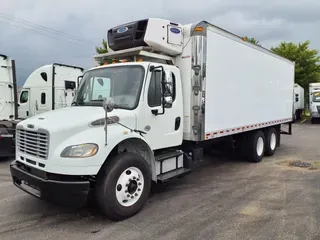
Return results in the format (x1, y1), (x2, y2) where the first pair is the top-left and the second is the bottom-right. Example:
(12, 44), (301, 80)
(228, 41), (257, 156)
(312, 91), (320, 102)
(74, 65), (145, 109)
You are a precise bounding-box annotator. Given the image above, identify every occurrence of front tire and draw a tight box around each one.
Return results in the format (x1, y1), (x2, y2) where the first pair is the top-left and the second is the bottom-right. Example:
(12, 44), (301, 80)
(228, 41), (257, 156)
(95, 152), (151, 221)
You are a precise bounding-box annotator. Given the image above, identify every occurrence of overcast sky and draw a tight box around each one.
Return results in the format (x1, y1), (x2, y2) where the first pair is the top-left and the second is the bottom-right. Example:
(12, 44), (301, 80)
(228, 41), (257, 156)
(1, 0), (320, 85)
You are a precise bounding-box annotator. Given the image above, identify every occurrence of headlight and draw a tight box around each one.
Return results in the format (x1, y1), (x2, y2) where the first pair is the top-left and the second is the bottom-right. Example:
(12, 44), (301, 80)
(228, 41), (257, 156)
(60, 143), (98, 158)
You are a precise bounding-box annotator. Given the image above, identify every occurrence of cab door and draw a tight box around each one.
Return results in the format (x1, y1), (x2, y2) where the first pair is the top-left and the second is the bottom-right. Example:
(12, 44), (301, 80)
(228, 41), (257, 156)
(142, 65), (183, 150)
(18, 89), (30, 119)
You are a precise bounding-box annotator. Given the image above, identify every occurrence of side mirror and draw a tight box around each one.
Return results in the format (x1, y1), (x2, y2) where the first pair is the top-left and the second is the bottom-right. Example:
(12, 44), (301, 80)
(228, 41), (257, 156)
(163, 70), (173, 108)
(77, 76), (83, 86)
(102, 97), (115, 113)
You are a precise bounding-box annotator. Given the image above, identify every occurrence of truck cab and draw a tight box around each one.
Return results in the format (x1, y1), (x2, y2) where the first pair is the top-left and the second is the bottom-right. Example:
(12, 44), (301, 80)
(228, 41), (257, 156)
(18, 63), (83, 119)
(309, 83), (320, 123)
(293, 83), (304, 121)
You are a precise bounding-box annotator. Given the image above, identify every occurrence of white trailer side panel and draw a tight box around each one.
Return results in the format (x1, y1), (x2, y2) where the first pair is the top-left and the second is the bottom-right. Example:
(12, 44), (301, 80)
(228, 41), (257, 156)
(204, 26), (294, 138)
(0, 55), (15, 120)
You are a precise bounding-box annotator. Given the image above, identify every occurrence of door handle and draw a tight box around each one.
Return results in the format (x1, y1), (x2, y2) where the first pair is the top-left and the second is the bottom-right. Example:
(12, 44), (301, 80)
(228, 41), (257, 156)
(151, 109), (158, 115)
(175, 117), (181, 130)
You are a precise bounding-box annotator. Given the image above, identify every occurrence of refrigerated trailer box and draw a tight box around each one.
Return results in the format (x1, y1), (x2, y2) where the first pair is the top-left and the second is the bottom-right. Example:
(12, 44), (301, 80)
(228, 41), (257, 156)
(10, 18), (294, 220)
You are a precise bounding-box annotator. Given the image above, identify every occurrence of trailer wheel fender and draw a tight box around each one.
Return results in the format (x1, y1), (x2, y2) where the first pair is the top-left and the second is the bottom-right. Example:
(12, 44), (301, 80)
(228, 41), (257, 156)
(99, 137), (156, 181)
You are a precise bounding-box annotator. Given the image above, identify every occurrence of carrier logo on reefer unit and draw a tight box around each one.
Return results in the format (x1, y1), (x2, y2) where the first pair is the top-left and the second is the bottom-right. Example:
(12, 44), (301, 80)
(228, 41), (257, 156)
(170, 27), (181, 34)
(117, 27), (128, 34)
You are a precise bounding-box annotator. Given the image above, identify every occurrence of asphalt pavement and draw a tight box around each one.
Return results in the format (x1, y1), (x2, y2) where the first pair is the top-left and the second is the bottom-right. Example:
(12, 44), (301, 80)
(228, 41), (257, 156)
(0, 122), (319, 240)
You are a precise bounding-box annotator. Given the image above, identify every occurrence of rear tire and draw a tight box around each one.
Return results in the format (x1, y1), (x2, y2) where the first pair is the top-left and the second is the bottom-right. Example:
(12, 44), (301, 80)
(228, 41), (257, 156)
(245, 130), (265, 163)
(264, 127), (277, 156)
(95, 152), (151, 221)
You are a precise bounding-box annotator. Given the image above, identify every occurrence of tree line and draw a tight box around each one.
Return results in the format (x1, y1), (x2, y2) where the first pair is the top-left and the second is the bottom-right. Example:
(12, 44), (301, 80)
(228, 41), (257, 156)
(96, 36), (320, 95)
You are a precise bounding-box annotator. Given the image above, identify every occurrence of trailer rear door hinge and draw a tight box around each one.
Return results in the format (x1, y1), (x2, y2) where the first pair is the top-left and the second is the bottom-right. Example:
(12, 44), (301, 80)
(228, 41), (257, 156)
(193, 85), (201, 95)
(192, 105), (200, 115)
(192, 125), (200, 135)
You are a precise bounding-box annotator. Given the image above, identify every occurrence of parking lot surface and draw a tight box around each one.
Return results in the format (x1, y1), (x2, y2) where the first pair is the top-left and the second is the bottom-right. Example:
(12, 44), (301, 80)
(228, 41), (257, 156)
(0, 122), (319, 240)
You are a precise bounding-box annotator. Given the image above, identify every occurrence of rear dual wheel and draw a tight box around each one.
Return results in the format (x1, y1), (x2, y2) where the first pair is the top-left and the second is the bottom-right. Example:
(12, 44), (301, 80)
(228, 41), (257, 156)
(242, 127), (277, 163)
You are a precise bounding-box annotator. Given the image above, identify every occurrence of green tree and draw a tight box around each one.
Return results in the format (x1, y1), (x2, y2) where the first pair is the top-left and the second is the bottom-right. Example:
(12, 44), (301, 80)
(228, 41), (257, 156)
(271, 40), (320, 92)
(95, 39), (109, 54)
(243, 36), (261, 47)
(95, 39), (112, 65)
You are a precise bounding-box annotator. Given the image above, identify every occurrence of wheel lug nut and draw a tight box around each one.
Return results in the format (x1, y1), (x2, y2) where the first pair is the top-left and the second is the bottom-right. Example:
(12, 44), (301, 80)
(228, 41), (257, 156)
(131, 196), (134, 199)
(137, 179), (140, 181)
(127, 194), (130, 197)
(138, 183), (142, 186)
(138, 188), (141, 191)
(133, 176), (136, 180)
(125, 190), (128, 193)
(135, 193), (138, 196)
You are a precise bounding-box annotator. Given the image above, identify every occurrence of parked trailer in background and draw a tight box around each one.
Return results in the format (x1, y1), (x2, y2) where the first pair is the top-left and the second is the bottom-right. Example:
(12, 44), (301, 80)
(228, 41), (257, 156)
(0, 62), (84, 157)
(293, 83), (305, 121)
(0, 54), (18, 157)
(10, 18), (294, 220)
(309, 82), (320, 124)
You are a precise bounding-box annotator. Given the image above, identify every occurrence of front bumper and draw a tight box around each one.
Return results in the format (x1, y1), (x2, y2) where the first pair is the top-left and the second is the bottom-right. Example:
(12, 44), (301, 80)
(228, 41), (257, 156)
(10, 160), (90, 204)
(311, 111), (320, 118)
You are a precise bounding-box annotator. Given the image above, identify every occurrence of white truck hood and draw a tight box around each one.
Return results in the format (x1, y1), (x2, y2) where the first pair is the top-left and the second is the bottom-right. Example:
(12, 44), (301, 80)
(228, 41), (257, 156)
(17, 106), (137, 133)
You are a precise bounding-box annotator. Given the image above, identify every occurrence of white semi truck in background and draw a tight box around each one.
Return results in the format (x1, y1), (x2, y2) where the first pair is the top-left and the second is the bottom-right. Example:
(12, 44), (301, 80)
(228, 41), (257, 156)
(0, 58), (83, 157)
(293, 83), (305, 121)
(18, 63), (84, 119)
(309, 82), (320, 124)
(10, 18), (294, 221)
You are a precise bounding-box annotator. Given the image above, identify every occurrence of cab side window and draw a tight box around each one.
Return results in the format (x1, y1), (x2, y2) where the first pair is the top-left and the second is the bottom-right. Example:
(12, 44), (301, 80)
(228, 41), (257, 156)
(20, 91), (29, 103)
(148, 71), (162, 107)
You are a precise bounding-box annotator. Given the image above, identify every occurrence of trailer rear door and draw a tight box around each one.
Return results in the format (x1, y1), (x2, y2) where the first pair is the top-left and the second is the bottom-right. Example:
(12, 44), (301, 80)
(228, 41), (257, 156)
(0, 55), (16, 120)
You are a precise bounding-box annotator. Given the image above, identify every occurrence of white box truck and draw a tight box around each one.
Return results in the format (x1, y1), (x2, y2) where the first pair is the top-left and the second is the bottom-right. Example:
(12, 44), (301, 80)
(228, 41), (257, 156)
(309, 82), (320, 123)
(0, 61), (84, 157)
(10, 18), (294, 220)
(293, 83), (305, 121)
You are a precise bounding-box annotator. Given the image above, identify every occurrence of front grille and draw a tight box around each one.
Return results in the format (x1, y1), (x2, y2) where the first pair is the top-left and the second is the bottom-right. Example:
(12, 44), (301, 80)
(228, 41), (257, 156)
(16, 129), (49, 159)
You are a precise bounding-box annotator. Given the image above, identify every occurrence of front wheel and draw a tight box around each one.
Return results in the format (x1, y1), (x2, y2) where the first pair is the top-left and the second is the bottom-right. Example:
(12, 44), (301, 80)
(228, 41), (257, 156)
(95, 152), (151, 221)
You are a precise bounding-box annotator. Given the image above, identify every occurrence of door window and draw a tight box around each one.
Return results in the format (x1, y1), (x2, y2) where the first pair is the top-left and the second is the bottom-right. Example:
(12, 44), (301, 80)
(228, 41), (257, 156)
(20, 91), (29, 103)
(41, 92), (46, 105)
(148, 71), (162, 107)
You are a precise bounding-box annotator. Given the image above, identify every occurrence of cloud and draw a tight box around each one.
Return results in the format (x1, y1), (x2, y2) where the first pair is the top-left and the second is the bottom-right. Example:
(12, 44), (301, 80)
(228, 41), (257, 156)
(1, 0), (320, 85)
